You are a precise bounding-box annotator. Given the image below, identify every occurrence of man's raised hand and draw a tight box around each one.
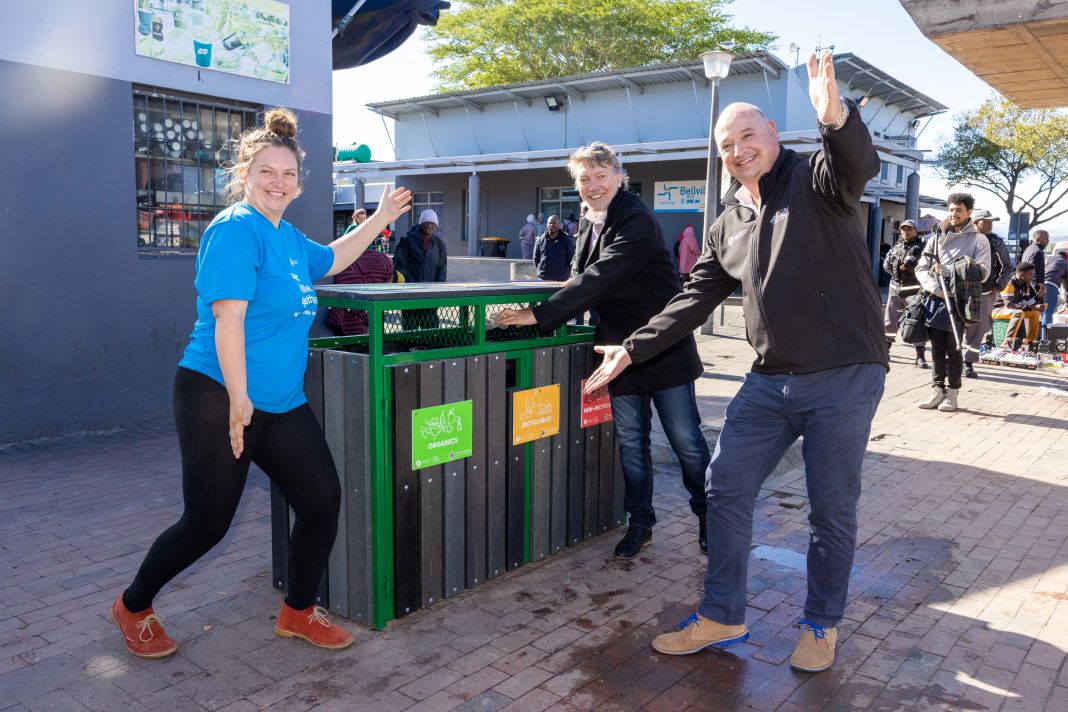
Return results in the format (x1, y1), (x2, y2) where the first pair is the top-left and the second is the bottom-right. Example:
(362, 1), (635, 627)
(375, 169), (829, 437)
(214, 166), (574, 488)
(807, 50), (842, 125)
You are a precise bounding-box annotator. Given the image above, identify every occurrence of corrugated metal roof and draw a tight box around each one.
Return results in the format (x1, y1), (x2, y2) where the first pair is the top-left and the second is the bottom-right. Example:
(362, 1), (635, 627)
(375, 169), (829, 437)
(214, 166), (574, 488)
(833, 53), (947, 117)
(366, 52), (791, 118)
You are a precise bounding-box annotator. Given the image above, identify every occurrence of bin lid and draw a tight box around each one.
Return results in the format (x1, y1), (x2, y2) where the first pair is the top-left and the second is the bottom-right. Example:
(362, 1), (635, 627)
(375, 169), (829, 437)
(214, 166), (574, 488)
(317, 281), (562, 301)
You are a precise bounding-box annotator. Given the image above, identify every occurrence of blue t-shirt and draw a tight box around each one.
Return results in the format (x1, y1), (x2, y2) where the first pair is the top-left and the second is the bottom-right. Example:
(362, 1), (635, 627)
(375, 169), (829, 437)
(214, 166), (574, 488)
(179, 203), (334, 412)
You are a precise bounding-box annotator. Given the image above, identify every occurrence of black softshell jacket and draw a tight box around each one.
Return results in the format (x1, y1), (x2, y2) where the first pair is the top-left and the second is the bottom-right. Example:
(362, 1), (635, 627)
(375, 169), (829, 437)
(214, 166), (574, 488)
(624, 100), (889, 375)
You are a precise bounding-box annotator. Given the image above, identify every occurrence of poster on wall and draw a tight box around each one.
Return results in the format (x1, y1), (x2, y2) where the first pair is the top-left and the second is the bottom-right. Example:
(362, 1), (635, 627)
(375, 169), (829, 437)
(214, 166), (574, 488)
(412, 400), (473, 470)
(134, 0), (290, 84)
(653, 180), (706, 213)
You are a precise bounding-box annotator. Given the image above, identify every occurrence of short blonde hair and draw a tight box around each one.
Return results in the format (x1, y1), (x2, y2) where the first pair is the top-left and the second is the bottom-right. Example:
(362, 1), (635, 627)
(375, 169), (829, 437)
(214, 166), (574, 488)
(222, 107), (306, 204)
(567, 141), (629, 190)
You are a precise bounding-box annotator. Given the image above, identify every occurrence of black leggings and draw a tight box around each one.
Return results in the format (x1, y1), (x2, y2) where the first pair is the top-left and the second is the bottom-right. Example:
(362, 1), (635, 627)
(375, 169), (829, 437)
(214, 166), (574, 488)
(928, 326), (962, 390)
(124, 368), (340, 612)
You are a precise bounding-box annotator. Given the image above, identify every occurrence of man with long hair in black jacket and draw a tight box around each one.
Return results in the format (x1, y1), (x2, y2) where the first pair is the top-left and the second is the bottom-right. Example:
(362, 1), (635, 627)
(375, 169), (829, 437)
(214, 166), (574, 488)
(584, 52), (887, 673)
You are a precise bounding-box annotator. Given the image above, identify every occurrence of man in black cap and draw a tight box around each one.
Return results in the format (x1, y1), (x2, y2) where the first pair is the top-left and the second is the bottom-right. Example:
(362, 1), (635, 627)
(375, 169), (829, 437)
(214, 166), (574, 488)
(883, 219), (929, 367)
(962, 209), (1012, 377)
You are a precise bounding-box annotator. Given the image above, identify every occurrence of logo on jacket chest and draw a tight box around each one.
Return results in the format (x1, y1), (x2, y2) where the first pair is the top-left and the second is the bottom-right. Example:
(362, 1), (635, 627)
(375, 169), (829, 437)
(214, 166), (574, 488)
(770, 207), (789, 225)
(726, 229), (748, 247)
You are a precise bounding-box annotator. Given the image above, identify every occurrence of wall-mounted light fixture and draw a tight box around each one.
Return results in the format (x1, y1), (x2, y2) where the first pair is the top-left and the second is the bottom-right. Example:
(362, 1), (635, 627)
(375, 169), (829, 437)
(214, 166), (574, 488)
(545, 96), (562, 111)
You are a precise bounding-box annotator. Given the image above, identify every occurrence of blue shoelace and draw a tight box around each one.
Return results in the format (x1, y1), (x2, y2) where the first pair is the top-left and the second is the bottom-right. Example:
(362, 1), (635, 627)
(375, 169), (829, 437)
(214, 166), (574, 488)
(677, 612), (700, 630)
(797, 618), (827, 639)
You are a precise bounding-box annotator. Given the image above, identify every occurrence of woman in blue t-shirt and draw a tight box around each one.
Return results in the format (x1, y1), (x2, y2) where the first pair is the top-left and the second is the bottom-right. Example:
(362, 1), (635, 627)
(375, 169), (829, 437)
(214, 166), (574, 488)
(112, 108), (412, 659)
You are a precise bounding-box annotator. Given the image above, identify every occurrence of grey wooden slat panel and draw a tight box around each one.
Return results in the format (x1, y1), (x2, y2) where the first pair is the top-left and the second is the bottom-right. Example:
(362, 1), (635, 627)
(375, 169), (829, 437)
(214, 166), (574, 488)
(392, 364), (420, 617)
(322, 351), (349, 618)
(346, 354), (373, 625)
(550, 347), (569, 554)
(305, 349), (329, 605)
(465, 355), (488, 589)
(582, 347), (600, 539)
(530, 349), (553, 561)
(598, 422), (615, 534)
(505, 394), (524, 571)
(419, 361), (444, 608)
(486, 353), (507, 579)
(612, 435), (626, 528)
(566, 345), (587, 546)
(442, 359), (466, 599)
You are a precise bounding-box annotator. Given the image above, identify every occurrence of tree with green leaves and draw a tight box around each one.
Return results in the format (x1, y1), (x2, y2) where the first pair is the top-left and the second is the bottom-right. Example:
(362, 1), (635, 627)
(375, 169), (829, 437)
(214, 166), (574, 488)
(425, 0), (775, 91)
(935, 96), (1068, 228)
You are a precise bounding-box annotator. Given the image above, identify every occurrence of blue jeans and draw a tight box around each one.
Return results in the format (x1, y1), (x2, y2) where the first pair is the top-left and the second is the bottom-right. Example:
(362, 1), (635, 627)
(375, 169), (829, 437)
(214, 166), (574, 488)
(610, 382), (711, 530)
(697, 363), (885, 628)
(1043, 282), (1060, 338)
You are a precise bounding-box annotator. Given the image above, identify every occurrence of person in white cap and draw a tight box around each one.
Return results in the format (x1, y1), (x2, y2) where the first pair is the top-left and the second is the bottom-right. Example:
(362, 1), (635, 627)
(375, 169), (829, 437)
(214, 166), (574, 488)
(962, 209), (1012, 378)
(394, 208), (447, 284)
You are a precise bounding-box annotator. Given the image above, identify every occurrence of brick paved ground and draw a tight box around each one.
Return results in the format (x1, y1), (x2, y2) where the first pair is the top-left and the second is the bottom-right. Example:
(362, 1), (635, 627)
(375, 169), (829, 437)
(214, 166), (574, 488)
(2, 311), (1067, 711)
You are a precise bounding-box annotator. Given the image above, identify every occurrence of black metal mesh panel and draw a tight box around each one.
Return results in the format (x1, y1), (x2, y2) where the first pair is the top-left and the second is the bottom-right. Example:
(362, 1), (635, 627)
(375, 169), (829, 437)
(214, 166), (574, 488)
(485, 303), (543, 343)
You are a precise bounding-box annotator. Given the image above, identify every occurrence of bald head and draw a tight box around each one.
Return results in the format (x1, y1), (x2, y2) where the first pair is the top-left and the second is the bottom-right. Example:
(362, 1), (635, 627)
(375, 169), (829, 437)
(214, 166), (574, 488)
(714, 103), (780, 192)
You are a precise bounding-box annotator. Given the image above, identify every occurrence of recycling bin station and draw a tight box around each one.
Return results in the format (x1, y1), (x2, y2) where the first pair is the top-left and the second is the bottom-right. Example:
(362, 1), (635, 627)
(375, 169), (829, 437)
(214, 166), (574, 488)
(271, 282), (624, 630)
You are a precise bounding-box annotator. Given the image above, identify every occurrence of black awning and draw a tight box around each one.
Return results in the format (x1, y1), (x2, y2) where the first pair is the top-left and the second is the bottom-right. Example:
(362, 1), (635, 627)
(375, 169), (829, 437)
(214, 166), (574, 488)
(332, 0), (451, 70)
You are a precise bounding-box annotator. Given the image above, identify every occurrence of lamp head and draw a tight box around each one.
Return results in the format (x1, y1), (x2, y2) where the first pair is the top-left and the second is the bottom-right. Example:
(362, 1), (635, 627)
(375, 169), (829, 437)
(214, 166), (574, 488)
(701, 50), (734, 81)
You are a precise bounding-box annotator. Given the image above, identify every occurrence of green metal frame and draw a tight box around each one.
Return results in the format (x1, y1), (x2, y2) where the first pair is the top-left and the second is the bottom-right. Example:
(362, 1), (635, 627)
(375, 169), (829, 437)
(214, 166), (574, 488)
(310, 291), (593, 629)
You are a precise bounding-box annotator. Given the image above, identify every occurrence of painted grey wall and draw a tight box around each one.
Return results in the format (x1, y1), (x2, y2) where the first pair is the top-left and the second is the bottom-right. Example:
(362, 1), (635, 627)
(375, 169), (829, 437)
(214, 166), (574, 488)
(0, 59), (333, 442)
(393, 73), (810, 160)
(0, 2), (330, 115)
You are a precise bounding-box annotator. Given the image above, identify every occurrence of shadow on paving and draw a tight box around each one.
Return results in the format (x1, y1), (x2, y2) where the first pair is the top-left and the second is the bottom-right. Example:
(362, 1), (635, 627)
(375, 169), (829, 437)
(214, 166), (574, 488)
(0, 427), (1065, 711)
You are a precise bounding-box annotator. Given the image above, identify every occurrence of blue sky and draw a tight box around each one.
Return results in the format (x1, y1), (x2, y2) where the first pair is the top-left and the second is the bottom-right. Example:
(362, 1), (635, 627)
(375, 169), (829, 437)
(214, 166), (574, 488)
(332, 0), (1064, 233)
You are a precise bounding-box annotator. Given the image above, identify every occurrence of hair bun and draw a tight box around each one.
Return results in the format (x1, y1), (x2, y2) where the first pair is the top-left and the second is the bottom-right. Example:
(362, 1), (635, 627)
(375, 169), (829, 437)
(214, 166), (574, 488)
(264, 107), (298, 138)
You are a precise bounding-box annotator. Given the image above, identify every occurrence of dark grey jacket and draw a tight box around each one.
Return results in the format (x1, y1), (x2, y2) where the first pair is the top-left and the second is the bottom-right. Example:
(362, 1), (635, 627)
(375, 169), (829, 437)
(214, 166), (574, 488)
(624, 99), (888, 375)
(394, 229), (447, 283)
(981, 232), (1013, 293)
(532, 189), (702, 396)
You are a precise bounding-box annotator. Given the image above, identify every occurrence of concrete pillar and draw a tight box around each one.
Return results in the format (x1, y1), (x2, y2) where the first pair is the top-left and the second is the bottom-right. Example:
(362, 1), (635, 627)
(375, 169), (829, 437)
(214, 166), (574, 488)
(905, 171), (920, 221)
(867, 201), (883, 280)
(467, 172), (480, 256)
(353, 178), (365, 211)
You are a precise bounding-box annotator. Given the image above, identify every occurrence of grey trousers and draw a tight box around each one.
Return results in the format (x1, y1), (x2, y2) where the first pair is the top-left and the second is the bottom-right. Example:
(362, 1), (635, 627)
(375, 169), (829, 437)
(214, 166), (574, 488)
(963, 291), (997, 364)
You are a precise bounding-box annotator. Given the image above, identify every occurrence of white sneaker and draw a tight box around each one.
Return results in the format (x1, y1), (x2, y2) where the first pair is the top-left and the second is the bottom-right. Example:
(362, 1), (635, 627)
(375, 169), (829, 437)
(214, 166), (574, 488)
(918, 385), (945, 409)
(938, 388), (959, 412)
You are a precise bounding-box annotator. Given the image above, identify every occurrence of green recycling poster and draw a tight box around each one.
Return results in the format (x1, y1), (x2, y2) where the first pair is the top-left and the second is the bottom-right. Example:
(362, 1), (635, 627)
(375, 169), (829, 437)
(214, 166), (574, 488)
(412, 400), (473, 470)
(134, 0), (290, 84)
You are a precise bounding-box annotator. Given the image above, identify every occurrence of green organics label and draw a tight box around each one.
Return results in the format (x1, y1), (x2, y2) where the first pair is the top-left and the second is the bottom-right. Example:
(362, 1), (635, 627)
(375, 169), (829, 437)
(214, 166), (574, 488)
(412, 400), (473, 470)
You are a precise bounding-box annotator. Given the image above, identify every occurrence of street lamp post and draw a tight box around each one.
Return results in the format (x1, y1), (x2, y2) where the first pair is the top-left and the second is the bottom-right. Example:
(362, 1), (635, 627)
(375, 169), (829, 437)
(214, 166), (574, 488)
(699, 49), (733, 244)
(699, 48), (733, 336)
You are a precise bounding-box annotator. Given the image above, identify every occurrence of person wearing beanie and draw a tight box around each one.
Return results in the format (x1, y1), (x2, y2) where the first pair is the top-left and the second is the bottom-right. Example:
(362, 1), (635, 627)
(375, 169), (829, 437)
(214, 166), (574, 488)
(394, 208), (448, 284)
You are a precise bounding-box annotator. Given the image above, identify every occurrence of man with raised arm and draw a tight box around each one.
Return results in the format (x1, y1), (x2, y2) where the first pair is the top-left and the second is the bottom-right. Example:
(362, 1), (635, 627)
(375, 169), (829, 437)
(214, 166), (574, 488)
(583, 52), (887, 673)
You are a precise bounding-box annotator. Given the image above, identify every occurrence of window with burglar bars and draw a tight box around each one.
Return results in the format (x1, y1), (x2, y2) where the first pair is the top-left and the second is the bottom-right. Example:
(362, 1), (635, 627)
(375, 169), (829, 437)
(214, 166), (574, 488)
(412, 192), (444, 239)
(134, 86), (260, 256)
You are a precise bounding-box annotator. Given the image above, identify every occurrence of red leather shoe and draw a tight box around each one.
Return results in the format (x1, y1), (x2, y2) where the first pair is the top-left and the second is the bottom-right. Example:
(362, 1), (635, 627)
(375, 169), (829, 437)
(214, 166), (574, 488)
(275, 602), (354, 650)
(111, 595), (177, 659)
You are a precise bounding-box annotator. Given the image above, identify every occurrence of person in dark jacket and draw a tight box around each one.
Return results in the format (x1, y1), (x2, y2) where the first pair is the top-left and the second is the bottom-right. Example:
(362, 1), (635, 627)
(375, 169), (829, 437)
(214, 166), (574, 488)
(497, 141), (711, 561)
(584, 53), (886, 674)
(883, 220), (929, 367)
(532, 215), (575, 281)
(393, 209), (448, 329)
(393, 209), (447, 283)
(962, 209), (1012, 378)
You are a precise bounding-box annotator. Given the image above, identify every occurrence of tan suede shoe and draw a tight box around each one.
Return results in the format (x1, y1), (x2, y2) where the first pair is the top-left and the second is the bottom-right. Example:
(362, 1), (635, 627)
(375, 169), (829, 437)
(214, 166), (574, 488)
(652, 612), (748, 655)
(790, 620), (838, 672)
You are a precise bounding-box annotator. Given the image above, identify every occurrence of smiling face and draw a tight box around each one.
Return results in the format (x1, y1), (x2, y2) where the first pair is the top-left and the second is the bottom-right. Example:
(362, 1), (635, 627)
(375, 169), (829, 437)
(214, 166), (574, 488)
(946, 202), (972, 229)
(715, 104), (781, 189)
(242, 145), (299, 224)
(547, 215), (561, 236)
(573, 161), (622, 214)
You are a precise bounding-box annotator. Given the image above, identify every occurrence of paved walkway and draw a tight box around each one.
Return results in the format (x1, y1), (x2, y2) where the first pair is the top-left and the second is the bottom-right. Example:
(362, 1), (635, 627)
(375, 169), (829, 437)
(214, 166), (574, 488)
(2, 324), (1067, 711)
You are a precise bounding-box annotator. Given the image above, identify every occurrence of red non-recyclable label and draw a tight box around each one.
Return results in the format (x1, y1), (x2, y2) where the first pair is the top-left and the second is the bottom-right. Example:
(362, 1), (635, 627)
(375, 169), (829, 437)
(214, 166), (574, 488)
(580, 379), (613, 428)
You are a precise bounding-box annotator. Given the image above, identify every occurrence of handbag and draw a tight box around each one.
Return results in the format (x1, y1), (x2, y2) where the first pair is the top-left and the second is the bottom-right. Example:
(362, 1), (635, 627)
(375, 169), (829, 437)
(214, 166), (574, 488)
(899, 294), (928, 344)
(921, 292), (952, 332)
